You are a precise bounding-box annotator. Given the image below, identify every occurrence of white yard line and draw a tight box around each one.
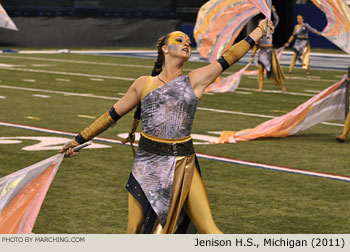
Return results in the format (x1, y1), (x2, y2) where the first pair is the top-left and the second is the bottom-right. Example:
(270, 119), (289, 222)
(196, 152), (350, 183)
(306, 75), (321, 79)
(0, 67), (136, 81)
(305, 89), (321, 93)
(90, 78), (104, 81)
(234, 91), (252, 95)
(0, 54), (153, 69)
(32, 94), (50, 98)
(0, 85), (121, 101)
(285, 75), (336, 82)
(78, 115), (97, 119)
(56, 78), (71, 82)
(0, 84), (344, 127)
(237, 87), (314, 97)
(22, 79), (36, 83)
(1, 120), (349, 183)
(0, 54), (237, 75)
(0, 66), (333, 98)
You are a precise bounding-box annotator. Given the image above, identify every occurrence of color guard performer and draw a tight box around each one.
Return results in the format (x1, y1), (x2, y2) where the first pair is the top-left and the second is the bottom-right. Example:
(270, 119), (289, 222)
(285, 15), (321, 74)
(61, 20), (273, 234)
(250, 6), (286, 92)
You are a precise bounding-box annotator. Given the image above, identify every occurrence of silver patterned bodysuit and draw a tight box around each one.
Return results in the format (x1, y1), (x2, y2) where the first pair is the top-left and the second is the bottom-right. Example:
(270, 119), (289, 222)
(293, 23), (317, 57)
(257, 9), (279, 75)
(131, 75), (198, 227)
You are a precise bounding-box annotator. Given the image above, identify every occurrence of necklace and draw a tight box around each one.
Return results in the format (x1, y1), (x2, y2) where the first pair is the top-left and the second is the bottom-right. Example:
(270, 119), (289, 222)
(157, 75), (166, 84)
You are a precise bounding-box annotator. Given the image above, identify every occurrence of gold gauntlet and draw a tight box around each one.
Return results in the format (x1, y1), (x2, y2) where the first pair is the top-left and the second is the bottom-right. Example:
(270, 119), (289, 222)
(61, 107), (120, 156)
(222, 40), (251, 65)
(75, 107), (121, 144)
(80, 111), (115, 141)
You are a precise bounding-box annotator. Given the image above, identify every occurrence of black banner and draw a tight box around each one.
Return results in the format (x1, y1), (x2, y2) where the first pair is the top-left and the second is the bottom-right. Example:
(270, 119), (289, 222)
(0, 17), (181, 47)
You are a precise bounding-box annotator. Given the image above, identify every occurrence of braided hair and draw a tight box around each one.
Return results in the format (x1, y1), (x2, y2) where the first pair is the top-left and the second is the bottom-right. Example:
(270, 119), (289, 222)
(151, 35), (168, 77)
(131, 35), (169, 128)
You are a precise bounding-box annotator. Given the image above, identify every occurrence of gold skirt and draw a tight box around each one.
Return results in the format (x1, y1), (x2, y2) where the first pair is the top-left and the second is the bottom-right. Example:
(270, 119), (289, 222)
(153, 155), (196, 233)
(271, 49), (285, 86)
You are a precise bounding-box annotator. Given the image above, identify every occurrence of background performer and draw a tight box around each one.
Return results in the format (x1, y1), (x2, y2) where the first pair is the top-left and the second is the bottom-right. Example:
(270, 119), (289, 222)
(285, 14), (321, 74)
(250, 6), (286, 92)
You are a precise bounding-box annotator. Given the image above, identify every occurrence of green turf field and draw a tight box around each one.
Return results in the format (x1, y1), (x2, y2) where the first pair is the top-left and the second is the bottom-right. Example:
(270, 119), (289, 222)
(0, 52), (349, 233)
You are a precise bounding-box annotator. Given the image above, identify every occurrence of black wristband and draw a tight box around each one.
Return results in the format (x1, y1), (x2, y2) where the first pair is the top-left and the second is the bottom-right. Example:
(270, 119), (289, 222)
(244, 36), (255, 48)
(217, 56), (230, 71)
(75, 134), (86, 144)
(109, 107), (121, 122)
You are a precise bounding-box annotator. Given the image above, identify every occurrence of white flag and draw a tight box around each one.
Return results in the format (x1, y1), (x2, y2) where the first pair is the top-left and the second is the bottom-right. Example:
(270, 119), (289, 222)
(0, 4), (18, 31)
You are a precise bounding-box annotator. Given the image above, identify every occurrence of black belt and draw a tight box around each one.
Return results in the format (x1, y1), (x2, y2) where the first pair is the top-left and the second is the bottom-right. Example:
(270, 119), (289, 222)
(138, 135), (195, 156)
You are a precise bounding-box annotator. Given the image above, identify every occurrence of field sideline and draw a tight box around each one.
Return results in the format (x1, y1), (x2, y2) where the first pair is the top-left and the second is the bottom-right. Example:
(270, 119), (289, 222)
(0, 51), (349, 233)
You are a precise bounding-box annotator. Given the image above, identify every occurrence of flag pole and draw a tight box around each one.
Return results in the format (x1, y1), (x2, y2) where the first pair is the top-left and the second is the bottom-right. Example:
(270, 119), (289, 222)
(72, 141), (92, 152)
(266, 1), (272, 39)
(346, 66), (350, 119)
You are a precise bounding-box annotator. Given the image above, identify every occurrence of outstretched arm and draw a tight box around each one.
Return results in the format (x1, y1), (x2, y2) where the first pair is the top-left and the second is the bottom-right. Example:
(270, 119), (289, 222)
(190, 20), (272, 99)
(272, 5), (279, 28)
(60, 76), (146, 156)
(305, 23), (321, 35)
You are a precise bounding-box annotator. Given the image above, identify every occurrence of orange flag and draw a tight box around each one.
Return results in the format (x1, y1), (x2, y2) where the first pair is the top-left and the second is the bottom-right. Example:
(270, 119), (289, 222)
(0, 154), (63, 233)
(219, 76), (348, 143)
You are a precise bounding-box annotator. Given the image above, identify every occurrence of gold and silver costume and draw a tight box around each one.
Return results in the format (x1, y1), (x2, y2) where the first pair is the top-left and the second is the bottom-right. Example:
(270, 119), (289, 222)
(251, 10), (285, 89)
(288, 22), (318, 72)
(126, 75), (200, 233)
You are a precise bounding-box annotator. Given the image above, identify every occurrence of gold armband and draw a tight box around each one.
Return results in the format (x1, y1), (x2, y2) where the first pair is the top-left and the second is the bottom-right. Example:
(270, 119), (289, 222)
(75, 107), (121, 144)
(223, 40), (251, 65)
(217, 37), (253, 71)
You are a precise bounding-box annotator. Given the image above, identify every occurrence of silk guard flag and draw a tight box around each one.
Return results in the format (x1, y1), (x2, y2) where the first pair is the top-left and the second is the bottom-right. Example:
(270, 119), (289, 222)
(248, 0), (271, 19)
(0, 142), (90, 233)
(310, 0), (350, 54)
(205, 62), (252, 93)
(205, 46), (285, 93)
(194, 0), (259, 62)
(0, 154), (63, 233)
(219, 76), (349, 143)
(194, 0), (273, 93)
(0, 4), (18, 31)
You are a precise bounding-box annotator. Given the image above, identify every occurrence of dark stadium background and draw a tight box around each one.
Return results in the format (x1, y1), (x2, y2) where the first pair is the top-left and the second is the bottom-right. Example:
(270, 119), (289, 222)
(0, 0), (338, 50)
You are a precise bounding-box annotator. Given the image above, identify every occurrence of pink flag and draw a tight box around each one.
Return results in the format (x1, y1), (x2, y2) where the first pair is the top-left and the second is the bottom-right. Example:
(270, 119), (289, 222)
(310, 0), (350, 54)
(0, 154), (63, 233)
(247, 0), (272, 18)
(206, 62), (252, 93)
(194, 0), (259, 61)
(219, 76), (348, 143)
